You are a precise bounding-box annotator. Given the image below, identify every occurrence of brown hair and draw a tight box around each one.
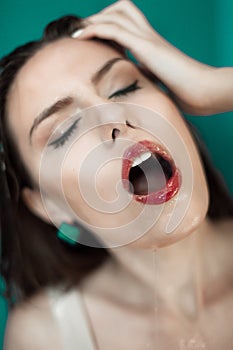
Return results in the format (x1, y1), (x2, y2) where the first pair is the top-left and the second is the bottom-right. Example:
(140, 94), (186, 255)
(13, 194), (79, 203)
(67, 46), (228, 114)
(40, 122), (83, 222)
(0, 15), (112, 307)
(0, 15), (232, 307)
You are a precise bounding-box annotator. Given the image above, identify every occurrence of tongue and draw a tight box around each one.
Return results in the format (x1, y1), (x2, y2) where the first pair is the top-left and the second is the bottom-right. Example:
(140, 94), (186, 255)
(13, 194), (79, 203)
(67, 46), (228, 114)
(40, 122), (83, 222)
(129, 155), (167, 195)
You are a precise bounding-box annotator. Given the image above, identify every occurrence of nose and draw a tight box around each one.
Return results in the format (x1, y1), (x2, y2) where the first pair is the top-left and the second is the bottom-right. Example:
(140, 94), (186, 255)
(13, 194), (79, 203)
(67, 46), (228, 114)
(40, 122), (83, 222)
(96, 103), (135, 142)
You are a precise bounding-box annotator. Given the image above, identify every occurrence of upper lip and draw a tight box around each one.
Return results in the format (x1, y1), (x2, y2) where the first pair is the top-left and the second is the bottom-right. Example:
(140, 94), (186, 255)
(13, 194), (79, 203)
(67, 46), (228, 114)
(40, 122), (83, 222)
(121, 140), (180, 204)
(122, 139), (174, 179)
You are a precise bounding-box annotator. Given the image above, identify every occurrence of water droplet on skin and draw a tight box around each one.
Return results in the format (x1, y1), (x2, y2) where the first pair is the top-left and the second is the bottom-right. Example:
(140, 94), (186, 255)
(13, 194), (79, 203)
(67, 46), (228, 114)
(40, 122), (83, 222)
(179, 338), (206, 350)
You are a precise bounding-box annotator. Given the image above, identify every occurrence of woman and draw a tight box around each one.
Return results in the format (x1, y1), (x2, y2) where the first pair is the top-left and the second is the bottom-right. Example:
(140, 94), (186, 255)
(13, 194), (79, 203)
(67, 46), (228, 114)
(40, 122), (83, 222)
(1, 1), (233, 349)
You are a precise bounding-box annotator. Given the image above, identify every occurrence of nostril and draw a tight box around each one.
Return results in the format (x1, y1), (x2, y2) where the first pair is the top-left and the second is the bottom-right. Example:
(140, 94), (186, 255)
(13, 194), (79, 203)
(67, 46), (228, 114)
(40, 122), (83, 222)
(112, 128), (120, 140)
(126, 120), (136, 129)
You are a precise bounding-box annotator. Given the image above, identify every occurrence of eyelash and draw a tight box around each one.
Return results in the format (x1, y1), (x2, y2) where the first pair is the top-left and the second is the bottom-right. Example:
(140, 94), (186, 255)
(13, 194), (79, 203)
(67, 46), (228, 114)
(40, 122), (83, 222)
(48, 117), (80, 149)
(109, 80), (142, 99)
(49, 80), (141, 149)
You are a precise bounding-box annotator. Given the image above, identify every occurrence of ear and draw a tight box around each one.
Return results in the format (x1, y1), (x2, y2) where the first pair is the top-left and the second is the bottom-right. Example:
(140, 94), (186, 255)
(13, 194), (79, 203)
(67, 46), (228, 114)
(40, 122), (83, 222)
(21, 187), (71, 226)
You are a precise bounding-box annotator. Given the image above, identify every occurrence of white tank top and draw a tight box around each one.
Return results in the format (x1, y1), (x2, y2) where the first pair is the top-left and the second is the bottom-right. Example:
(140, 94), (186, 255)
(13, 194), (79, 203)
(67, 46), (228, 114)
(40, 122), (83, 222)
(47, 287), (96, 350)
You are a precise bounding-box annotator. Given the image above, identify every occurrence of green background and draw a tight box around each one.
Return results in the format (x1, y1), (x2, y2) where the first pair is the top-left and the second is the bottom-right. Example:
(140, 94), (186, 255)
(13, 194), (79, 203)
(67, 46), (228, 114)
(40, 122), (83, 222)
(0, 0), (232, 348)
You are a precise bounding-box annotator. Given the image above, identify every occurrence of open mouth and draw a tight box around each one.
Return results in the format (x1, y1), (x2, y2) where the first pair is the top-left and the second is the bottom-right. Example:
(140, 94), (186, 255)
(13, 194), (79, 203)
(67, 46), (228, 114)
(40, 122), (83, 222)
(122, 140), (181, 205)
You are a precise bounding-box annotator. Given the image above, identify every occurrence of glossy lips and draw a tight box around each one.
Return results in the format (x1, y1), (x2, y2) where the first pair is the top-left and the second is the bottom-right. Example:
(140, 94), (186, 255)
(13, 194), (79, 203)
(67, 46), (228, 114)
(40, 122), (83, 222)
(121, 140), (181, 204)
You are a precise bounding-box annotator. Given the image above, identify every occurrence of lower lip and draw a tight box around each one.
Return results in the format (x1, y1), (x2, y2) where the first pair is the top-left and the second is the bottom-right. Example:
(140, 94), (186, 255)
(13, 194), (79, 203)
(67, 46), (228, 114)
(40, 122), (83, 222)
(122, 141), (182, 205)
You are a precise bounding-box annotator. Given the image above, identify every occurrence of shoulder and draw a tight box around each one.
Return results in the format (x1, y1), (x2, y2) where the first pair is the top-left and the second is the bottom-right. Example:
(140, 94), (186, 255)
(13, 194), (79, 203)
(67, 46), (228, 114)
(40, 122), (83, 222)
(216, 218), (233, 235)
(209, 218), (233, 277)
(213, 218), (233, 248)
(3, 289), (63, 350)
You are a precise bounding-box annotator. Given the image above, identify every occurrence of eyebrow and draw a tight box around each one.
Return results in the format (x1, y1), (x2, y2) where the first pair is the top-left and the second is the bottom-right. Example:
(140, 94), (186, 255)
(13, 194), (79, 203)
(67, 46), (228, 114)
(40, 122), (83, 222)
(29, 96), (74, 144)
(91, 57), (126, 84)
(29, 57), (127, 144)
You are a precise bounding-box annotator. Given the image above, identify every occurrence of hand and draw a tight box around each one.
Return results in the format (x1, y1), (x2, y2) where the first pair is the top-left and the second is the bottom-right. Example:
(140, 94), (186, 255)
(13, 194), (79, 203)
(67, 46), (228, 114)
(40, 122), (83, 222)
(75, 0), (233, 115)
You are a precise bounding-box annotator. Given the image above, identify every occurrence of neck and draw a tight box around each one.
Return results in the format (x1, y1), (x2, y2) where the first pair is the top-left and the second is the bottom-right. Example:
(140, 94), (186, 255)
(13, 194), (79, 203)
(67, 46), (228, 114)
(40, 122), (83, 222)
(82, 218), (230, 319)
(108, 219), (212, 317)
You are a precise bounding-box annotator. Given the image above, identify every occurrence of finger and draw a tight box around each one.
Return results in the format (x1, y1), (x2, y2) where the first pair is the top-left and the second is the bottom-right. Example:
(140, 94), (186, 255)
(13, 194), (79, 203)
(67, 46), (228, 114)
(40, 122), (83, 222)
(98, 0), (150, 28)
(75, 22), (144, 55)
(86, 12), (142, 38)
(86, 0), (150, 31)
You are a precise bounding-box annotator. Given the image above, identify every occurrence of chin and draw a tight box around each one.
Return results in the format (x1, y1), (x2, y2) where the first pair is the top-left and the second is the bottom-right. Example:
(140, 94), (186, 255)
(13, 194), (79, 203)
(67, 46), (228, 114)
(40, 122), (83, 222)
(126, 181), (209, 250)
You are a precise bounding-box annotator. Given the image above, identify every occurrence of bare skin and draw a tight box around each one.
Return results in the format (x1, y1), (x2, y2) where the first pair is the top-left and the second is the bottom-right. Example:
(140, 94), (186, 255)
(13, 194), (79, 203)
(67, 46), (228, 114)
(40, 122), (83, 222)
(78, 0), (233, 115)
(4, 219), (233, 349)
(78, 218), (233, 350)
(3, 2), (233, 349)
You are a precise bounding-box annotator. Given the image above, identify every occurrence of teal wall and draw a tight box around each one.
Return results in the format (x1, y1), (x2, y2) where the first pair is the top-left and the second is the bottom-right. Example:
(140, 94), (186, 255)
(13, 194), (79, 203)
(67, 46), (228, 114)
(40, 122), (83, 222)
(0, 0), (232, 348)
(0, 281), (7, 350)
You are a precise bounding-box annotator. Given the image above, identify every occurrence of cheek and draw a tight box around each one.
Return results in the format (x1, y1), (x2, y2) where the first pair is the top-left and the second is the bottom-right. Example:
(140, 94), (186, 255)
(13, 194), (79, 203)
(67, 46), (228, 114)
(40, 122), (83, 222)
(60, 144), (133, 225)
(134, 84), (177, 115)
(95, 160), (122, 202)
(54, 137), (117, 224)
(38, 91), (209, 248)
(58, 140), (147, 240)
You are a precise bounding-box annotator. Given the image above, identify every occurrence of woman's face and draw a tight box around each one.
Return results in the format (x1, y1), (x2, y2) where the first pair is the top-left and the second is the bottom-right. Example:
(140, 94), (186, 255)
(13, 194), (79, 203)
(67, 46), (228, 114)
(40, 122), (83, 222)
(6, 38), (208, 248)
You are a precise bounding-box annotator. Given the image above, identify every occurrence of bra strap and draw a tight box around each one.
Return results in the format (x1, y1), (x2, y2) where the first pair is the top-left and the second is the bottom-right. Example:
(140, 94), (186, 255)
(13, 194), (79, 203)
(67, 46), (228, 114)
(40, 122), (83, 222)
(47, 287), (96, 350)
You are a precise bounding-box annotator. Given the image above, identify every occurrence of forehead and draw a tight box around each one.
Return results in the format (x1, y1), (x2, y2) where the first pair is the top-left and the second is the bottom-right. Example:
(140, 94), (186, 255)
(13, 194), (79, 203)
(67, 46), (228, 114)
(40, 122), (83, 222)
(7, 38), (122, 135)
(14, 38), (121, 91)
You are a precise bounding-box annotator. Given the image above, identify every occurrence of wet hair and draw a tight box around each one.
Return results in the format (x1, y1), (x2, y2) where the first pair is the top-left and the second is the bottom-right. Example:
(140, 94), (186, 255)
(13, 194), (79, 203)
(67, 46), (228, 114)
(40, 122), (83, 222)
(0, 15), (232, 307)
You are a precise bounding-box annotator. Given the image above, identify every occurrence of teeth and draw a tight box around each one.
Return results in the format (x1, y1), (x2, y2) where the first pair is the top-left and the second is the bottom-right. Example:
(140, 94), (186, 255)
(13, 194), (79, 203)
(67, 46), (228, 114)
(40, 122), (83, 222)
(131, 152), (152, 167)
(140, 152), (152, 162)
(131, 157), (142, 167)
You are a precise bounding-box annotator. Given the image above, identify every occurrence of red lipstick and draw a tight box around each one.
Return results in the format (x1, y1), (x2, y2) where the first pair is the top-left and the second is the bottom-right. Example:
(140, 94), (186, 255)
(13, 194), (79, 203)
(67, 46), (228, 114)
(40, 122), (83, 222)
(121, 140), (181, 205)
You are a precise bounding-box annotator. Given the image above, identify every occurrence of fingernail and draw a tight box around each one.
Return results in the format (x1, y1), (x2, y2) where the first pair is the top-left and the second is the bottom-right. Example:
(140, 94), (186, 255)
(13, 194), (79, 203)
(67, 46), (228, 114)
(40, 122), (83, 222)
(71, 29), (84, 38)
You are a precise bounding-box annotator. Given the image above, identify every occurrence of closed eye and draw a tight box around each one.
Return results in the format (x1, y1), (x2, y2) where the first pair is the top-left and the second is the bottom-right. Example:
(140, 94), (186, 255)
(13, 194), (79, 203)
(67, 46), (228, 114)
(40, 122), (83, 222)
(48, 117), (81, 149)
(108, 80), (142, 99)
